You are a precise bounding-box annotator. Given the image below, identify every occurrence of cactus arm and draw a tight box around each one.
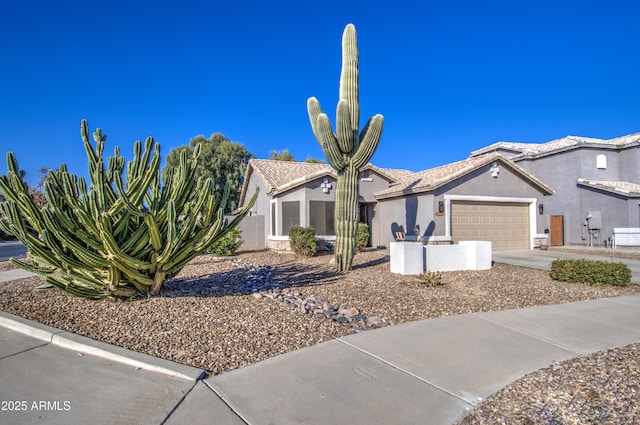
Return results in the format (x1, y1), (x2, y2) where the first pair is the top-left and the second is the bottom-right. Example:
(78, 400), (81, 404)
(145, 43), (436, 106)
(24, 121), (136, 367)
(44, 274), (107, 299)
(308, 98), (347, 170)
(81, 120), (99, 166)
(165, 199), (177, 249)
(121, 225), (151, 255)
(97, 215), (152, 271)
(40, 208), (108, 266)
(0, 200), (27, 239)
(352, 114), (384, 169)
(316, 114), (345, 170)
(110, 172), (146, 217)
(335, 100), (354, 154)
(307, 97), (324, 142)
(143, 214), (162, 251)
(10, 258), (55, 275)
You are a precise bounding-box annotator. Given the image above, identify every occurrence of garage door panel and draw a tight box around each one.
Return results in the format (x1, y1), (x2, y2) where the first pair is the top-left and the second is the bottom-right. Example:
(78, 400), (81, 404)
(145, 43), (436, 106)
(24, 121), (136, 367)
(452, 201), (529, 250)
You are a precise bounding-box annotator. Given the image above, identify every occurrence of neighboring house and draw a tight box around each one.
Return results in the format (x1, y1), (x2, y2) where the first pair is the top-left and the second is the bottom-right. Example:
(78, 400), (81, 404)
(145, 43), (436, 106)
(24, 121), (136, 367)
(374, 153), (554, 250)
(235, 159), (412, 250)
(471, 133), (640, 246)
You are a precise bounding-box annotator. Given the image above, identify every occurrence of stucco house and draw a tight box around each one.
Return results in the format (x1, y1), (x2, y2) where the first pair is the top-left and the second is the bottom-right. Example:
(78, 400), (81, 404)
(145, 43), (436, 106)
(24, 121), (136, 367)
(236, 154), (554, 251)
(471, 133), (640, 247)
(373, 152), (554, 250)
(235, 159), (412, 250)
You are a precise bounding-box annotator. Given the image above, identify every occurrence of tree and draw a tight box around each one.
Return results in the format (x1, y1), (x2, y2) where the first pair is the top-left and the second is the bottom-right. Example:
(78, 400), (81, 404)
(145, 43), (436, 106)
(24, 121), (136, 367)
(307, 24), (384, 272)
(304, 156), (325, 164)
(164, 133), (254, 213)
(28, 167), (53, 208)
(269, 149), (296, 162)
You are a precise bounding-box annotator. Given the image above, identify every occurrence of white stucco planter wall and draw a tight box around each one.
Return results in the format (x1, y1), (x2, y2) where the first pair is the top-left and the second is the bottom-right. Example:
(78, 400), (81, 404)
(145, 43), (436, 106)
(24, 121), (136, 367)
(425, 241), (492, 272)
(390, 242), (424, 275)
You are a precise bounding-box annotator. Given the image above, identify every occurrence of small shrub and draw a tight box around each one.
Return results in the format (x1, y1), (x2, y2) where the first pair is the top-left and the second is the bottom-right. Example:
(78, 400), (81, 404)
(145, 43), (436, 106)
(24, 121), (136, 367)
(417, 271), (444, 287)
(357, 222), (369, 252)
(550, 258), (631, 287)
(208, 228), (243, 256)
(289, 226), (317, 257)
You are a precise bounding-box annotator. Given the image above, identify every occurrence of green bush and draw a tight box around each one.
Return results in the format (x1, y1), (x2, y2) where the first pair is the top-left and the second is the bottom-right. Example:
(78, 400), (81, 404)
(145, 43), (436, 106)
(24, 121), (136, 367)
(356, 222), (369, 252)
(550, 258), (631, 287)
(416, 271), (444, 287)
(208, 228), (243, 256)
(288, 226), (317, 257)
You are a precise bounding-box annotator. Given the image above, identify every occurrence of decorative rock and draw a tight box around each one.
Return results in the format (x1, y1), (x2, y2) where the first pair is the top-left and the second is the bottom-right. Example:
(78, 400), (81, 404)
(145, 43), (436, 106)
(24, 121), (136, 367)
(339, 307), (360, 317)
(230, 257), (395, 332)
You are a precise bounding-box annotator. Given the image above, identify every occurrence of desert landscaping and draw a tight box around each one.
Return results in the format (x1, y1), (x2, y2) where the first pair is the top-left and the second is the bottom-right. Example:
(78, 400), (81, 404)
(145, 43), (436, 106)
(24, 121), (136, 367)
(1, 248), (639, 423)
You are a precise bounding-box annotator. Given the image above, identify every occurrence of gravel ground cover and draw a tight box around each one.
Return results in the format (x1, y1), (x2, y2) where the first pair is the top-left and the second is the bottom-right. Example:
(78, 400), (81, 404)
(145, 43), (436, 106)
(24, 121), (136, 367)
(1, 249), (640, 423)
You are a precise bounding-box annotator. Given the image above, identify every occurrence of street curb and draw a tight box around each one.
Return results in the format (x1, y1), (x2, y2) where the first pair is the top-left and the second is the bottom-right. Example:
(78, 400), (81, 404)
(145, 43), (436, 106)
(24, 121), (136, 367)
(0, 310), (206, 381)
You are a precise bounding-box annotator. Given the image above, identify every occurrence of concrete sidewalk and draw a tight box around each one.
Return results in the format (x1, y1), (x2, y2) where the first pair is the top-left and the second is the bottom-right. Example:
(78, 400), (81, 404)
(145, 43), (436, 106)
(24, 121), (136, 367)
(2, 294), (639, 425)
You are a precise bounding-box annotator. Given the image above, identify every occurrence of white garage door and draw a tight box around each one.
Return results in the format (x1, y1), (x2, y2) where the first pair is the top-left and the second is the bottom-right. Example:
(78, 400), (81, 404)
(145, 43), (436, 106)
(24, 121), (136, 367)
(451, 201), (530, 250)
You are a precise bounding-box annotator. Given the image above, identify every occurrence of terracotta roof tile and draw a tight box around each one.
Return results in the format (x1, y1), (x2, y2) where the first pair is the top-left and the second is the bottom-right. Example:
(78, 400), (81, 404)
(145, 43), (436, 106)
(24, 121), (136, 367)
(471, 133), (640, 158)
(249, 159), (333, 193)
(375, 152), (554, 198)
(578, 179), (640, 197)
(238, 159), (412, 205)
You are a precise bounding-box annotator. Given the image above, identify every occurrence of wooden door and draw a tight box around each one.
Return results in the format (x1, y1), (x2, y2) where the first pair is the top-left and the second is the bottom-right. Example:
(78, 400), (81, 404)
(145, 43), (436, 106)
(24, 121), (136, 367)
(550, 215), (564, 246)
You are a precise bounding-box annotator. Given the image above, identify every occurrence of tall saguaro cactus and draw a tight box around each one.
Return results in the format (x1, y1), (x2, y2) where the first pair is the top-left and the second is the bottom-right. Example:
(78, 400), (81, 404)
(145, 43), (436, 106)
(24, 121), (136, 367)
(307, 23), (384, 271)
(0, 120), (257, 299)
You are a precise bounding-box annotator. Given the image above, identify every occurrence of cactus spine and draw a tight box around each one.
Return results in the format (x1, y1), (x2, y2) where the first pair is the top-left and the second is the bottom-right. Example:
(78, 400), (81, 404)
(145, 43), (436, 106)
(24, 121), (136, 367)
(0, 120), (258, 299)
(307, 23), (384, 271)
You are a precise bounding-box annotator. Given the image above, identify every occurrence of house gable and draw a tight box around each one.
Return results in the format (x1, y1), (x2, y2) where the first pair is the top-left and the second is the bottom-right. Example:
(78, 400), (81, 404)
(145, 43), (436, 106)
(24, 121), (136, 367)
(374, 153), (553, 201)
(235, 159), (411, 250)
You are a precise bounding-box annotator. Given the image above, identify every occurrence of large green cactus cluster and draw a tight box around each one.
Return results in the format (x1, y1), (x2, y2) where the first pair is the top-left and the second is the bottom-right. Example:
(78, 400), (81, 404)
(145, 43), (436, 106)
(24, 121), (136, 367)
(307, 23), (384, 271)
(0, 120), (257, 299)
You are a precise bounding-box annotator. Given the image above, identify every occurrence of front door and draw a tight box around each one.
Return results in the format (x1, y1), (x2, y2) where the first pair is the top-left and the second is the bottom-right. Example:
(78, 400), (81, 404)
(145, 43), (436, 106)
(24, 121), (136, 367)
(550, 215), (564, 246)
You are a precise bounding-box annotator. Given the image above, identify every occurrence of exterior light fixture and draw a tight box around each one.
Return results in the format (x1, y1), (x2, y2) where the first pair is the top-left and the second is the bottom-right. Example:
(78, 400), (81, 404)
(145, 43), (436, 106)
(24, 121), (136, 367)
(539, 204), (544, 215)
(438, 201), (444, 213)
(490, 163), (500, 178)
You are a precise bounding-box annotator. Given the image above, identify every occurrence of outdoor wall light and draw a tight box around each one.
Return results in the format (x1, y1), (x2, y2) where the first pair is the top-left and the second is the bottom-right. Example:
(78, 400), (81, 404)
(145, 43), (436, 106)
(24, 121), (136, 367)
(490, 162), (500, 178)
(438, 201), (444, 213)
(539, 204), (544, 215)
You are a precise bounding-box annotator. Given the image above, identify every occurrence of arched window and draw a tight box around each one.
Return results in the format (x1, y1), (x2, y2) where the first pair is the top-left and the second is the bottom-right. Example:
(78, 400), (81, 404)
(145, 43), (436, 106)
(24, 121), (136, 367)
(596, 154), (607, 169)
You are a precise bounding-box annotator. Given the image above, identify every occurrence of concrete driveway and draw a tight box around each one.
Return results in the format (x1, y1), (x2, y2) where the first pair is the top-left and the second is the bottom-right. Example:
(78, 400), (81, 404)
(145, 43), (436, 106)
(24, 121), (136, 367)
(492, 249), (640, 284)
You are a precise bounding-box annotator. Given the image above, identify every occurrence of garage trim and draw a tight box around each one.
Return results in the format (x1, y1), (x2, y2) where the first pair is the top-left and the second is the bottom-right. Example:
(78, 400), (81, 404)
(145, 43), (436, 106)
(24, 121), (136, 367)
(444, 195), (538, 249)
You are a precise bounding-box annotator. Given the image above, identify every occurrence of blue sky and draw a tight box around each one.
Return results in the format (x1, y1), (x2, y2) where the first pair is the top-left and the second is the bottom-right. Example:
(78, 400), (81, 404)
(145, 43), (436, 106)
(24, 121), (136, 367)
(1, 0), (639, 186)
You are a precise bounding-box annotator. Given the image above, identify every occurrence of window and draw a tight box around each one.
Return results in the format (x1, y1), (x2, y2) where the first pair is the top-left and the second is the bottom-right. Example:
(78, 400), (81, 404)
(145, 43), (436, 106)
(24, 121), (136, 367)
(281, 201), (300, 236)
(270, 201), (276, 236)
(596, 154), (607, 169)
(309, 201), (335, 235)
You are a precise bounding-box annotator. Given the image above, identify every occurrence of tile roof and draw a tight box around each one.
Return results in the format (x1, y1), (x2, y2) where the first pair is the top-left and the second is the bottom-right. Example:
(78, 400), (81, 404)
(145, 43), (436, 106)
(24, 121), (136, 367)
(364, 164), (414, 182)
(577, 179), (640, 197)
(237, 159), (413, 208)
(375, 152), (554, 199)
(471, 133), (640, 159)
(249, 159), (333, 194)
